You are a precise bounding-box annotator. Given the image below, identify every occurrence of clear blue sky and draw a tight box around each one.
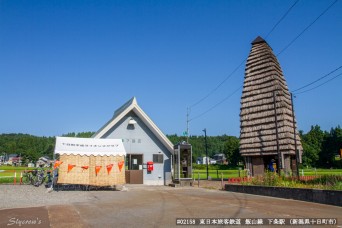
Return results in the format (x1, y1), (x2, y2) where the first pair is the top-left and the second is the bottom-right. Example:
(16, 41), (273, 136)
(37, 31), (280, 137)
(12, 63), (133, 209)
(0, 0), (341, 137)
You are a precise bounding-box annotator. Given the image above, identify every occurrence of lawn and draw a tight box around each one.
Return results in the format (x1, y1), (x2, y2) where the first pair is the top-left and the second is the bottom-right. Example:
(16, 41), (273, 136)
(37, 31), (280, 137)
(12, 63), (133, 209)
(193, 168), (342, 180)
(192, 169), (246, 180)
(0, 165), (38, 184)
(1, 165), (341, 183)
(301, 168), (342, 176)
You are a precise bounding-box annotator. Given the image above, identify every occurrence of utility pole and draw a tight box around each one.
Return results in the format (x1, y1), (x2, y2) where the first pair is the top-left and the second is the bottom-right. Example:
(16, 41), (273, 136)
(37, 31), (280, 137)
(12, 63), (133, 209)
(203, 128), (209, 180)
(273, 91), (282, 175)
(186, 107), (190, 143)
(291, 93), (300, 178)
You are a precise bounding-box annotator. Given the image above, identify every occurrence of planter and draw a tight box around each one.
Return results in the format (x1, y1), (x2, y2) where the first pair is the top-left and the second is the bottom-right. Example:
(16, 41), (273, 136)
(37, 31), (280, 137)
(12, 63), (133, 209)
(225, 184), (342, 207)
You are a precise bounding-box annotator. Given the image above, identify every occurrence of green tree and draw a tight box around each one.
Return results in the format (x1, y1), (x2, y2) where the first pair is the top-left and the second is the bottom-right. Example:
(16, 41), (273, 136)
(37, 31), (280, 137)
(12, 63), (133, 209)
(319, 126), (342, 168)
(62, 132), (76, 137)
(223, 136), (241, 166)
(166, 134), (241, 164)
(62, 132), (95, 138)
(0, 134), (55, 163)
(300, 125), (325, 167)
(301, 143), (319, 167)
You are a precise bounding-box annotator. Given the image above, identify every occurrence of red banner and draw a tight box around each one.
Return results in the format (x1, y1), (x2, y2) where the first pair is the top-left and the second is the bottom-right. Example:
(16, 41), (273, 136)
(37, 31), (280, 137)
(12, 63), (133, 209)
(95, 166), (102, 176)
(118, 161), (124, 172)
(106, 164), (114, 175)
(67, 164), (76, 173)
(54, 161), (63, 169)
(81, 166), (89, 171)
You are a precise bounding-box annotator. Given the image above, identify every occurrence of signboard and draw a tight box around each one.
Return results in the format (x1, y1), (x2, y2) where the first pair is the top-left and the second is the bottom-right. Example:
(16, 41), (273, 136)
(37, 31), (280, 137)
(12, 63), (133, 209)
(54, 137), (126, 156)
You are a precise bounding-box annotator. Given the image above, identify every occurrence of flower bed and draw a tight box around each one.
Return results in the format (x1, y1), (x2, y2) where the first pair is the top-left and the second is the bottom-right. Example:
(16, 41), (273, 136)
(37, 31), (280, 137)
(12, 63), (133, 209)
(233, 172), (342, 191)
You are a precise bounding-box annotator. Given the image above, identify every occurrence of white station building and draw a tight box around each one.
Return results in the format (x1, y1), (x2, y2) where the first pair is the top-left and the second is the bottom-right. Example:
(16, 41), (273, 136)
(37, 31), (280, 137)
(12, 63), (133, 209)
(93, 97), (174, 185)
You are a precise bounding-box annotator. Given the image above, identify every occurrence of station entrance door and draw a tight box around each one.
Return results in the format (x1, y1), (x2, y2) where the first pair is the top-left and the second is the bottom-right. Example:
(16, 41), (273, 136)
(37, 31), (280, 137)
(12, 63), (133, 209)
(125, 154), (143, 184)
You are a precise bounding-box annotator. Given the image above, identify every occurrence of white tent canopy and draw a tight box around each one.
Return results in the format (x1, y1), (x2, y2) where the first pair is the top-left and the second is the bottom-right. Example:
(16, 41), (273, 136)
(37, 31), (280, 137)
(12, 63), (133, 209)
(54, 137), (126, 156)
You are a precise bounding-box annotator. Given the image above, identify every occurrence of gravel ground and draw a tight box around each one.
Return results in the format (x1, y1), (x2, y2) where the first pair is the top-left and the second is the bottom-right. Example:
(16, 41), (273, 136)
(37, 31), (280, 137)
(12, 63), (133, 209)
(193, 180), (226, 190)
(0, 181), (225, 210)
(1, 183), (341, 227)
(0, 185), (95, 210)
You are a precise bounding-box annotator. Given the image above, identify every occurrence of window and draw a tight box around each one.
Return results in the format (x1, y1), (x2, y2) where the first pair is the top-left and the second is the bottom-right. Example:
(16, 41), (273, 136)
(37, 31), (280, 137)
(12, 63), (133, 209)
(153, 154), (163, 163)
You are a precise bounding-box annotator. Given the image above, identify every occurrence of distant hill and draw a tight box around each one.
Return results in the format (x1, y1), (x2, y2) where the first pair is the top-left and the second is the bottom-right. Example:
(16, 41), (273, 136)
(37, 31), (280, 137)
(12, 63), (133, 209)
(1, 125), (341, 168)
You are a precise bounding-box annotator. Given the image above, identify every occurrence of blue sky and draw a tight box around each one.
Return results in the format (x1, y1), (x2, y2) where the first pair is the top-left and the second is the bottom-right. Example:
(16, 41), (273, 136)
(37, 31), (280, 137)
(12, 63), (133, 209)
(0, 0), (341, 137)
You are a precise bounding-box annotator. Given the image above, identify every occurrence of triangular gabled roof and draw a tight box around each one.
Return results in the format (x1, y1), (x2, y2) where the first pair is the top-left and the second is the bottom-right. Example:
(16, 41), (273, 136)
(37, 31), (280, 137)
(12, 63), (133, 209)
(93, 97), (174, 154)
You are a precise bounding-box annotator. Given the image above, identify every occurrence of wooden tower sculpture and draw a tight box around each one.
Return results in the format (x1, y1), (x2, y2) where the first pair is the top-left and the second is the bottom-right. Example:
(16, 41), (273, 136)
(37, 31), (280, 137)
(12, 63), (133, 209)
(239, 36), (302, 176)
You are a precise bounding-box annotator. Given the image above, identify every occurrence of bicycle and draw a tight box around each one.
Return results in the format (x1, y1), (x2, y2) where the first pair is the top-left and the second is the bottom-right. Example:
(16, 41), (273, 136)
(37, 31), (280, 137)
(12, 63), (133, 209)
(22, 169), (52, 187)
(22, 170), (37, 185)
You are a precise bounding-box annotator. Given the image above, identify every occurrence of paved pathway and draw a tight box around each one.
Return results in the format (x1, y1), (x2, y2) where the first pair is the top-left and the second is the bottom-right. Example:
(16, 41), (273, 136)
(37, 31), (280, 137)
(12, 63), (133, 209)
(0, 185), (341, 227)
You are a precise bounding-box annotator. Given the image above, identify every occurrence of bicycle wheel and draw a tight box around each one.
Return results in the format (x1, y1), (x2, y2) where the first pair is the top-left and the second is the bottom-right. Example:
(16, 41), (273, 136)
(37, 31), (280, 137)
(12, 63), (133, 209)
(37, 175), (45, 186)
(22, 173), (32, 185)
(31, 175), (39, 186)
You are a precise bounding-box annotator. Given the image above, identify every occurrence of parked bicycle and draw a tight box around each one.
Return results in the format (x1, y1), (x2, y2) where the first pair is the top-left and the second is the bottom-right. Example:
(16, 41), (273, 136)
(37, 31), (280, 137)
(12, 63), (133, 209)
(22, 168), (52, 187)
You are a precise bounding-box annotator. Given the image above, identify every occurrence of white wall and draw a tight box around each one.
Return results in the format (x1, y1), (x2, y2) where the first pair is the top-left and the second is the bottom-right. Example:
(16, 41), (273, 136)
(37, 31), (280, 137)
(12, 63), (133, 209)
(102, 111), (172, 185)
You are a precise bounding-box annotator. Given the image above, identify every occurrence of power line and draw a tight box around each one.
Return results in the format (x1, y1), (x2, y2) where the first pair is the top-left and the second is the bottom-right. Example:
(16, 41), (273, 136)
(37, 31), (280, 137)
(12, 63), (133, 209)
(294, 72), (342, 95)
(188, 0), (338, 123)
(277, 0), (338, 56)
(189, 0), (300, 109)
(265, 0), (300, 39)
(189, 57), (246, 108)
(189, 85), (242, 122)
(292, 65), (342, 92)
(189, 0), (302, 109)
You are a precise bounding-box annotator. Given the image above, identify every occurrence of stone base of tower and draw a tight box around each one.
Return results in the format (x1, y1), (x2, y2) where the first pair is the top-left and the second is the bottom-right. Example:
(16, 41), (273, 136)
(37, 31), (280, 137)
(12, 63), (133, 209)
(244, 155), (299, 177)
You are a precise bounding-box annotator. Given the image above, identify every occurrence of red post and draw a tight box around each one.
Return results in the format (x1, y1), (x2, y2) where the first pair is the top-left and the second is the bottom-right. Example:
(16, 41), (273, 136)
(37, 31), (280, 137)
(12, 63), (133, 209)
(13, 171), (17, 185)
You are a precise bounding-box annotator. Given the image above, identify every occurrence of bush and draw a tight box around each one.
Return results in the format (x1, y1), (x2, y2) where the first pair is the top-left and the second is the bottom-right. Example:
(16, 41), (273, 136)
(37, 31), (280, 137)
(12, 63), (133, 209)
(250, 171), (281, 186)
(244, 172), (342, 190)
(303, 175), (342, 190)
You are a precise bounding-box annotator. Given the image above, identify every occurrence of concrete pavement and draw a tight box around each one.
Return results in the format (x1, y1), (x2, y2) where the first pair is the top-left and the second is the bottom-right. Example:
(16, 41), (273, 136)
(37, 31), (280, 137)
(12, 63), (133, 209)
(0, 185), (341, 227)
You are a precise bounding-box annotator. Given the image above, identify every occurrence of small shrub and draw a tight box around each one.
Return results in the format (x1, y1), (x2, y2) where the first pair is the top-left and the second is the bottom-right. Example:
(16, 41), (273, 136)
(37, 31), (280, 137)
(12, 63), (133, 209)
(250, 171), (281, 186)
(303, 175), (342, 190)
(331, 181), (342, 190)
(242, 172), (342, 190)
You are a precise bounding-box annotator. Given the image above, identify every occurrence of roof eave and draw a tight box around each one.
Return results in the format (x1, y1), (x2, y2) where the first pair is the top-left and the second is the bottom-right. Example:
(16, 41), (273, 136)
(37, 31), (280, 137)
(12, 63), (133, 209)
(93, 101), (174, 155)
(132, 105), (174, 154)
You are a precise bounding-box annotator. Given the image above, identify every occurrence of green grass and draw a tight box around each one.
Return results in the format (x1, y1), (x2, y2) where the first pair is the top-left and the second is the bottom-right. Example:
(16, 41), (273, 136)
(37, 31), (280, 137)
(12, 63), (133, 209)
(0, 177), (21, 184)
(240, 171), (342, 190)
(0, 166), (35, 177)
(0, 166), (28, 184)
(0, 165), (48, 184)
(192, 169), (246, 180)
(302, 175), (342, 190)
(301, 169), (342, 176)
(192, 168), (342, 180)
(0, 165), (34, 171)
(0, 170), (21, 184)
